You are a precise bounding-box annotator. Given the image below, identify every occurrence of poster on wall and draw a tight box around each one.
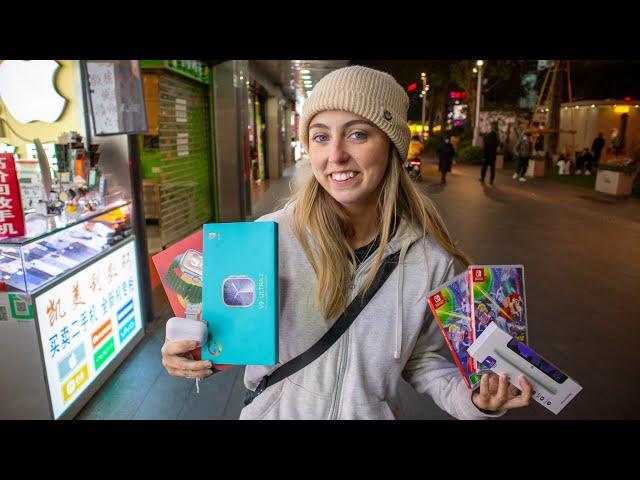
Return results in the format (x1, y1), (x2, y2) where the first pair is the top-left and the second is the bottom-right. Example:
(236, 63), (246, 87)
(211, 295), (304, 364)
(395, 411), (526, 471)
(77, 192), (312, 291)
(33, 240), (143, 419)
(177, 132), (189, 157)
(84, 60), (148, 136)
(175, 98), (187, 123)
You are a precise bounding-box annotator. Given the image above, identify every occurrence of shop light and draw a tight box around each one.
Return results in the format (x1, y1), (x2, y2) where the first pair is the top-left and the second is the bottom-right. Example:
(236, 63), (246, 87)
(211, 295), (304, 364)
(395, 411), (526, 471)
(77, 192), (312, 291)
(635, 105), (639, 108)
(614, 105), (630, 114)
(300, 69), (310, 74)
(591, 104), (595, 108)
(302, 75), (311, 80)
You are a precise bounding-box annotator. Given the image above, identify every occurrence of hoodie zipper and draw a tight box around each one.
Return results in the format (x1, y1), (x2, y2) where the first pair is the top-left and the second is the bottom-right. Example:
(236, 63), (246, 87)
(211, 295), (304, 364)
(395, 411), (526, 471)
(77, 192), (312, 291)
(329, 271), (356, 420)
(328, 254), (376, 420)
(329, 327), (349, 419)
(328, 243), (401, 419)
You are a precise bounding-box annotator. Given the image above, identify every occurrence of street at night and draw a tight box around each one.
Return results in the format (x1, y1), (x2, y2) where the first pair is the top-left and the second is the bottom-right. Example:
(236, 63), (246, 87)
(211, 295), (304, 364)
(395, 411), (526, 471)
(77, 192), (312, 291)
(1, 58), (638, 423)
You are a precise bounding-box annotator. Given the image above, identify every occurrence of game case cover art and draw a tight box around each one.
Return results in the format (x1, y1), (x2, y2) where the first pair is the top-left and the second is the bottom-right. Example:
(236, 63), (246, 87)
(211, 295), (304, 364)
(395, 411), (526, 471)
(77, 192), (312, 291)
(152, 229), (232, 372)
(427, 272), (481, 389)
(151, 229), (203, 321)
(469, 265), (527, 371)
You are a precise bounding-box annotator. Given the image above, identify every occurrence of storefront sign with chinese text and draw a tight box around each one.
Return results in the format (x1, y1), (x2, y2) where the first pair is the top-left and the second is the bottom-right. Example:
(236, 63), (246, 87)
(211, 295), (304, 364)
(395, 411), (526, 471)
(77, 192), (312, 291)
(33, 240), (142, 419)
(0, 154), (26, 238)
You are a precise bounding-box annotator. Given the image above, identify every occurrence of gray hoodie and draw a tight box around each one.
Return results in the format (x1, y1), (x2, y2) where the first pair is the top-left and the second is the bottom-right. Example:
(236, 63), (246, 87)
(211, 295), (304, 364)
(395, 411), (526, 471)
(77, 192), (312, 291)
(239, 207), (503, 420)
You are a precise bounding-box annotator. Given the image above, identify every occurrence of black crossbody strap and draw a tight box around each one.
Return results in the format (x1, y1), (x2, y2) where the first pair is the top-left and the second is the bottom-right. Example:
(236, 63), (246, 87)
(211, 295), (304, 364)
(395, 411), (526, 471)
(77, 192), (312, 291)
(252, 250), (402, 397)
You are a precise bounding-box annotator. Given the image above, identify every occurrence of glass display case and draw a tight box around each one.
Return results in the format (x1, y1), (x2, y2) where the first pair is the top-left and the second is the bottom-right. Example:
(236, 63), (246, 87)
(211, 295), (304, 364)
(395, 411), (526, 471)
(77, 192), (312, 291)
(0, 201), (133, 295)
(0, 200), (145, 420)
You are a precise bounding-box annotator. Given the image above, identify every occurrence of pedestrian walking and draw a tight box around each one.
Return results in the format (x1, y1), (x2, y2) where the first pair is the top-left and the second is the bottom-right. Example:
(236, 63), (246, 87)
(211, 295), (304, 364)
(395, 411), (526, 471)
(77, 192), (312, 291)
(480, 125), (500, 185)
(437, 136), (455, 185)
(591, 132), (605, 168)
(513, 132), (532, 182)
(160, 66), (533, 419)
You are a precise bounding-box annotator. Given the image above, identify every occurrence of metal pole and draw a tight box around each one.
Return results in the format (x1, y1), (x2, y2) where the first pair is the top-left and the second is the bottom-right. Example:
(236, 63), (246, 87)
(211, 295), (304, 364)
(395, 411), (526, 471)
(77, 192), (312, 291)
(127, 134), (155, 325)
(421, 95), (426, 139)
(473, 61), (483, 146)
(420, 72), (427, 141)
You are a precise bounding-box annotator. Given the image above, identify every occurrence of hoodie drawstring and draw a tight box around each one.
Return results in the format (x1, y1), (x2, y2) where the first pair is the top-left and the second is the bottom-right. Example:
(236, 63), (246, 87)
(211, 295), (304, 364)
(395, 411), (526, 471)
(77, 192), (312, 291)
(394, 240), (410, 360)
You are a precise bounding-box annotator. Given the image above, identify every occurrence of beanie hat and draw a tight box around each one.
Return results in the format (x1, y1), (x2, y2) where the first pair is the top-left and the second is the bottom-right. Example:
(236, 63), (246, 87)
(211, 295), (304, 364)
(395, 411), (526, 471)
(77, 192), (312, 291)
(300, 66), (411, 161)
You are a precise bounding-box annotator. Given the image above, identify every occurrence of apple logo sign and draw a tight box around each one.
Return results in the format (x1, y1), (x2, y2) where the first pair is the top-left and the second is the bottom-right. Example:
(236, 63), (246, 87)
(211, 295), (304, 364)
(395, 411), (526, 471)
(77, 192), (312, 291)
(0, 60), (67, 124)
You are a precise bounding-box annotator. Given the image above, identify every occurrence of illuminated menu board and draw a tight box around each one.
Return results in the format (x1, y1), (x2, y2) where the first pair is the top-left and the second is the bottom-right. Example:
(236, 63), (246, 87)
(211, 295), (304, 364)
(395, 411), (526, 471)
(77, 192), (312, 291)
(34, 240), (143, 419)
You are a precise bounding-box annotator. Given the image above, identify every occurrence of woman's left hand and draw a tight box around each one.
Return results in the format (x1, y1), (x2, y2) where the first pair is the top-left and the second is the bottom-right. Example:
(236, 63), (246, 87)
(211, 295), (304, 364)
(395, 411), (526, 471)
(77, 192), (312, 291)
(472, 373), (533, 412)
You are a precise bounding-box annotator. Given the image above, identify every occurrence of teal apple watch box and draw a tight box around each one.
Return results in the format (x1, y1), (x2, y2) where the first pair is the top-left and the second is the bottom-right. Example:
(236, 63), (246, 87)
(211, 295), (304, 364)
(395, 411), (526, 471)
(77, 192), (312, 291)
(201, 222), (279, 365)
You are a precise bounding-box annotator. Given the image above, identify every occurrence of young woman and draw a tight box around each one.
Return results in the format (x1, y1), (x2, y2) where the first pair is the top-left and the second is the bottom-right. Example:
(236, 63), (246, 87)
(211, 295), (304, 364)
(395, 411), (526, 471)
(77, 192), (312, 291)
(161, 66), (532, 419)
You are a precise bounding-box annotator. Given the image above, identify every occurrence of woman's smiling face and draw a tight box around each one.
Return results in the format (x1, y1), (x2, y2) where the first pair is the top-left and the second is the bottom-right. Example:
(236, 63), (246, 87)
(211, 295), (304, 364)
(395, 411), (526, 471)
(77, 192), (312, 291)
(308, 110), (390, 208)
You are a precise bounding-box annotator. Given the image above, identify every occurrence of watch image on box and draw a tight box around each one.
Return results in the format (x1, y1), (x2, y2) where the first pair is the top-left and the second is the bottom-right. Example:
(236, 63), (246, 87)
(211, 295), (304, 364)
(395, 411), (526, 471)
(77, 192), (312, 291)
(222, 276), (255, 307)
(164, 249), (209, 359)
(165, 249), (203, 314)
(179, 249), (202, 284)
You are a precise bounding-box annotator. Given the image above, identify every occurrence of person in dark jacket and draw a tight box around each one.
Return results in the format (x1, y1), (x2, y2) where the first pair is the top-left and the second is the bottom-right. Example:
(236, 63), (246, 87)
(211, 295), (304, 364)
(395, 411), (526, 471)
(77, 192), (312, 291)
(437, 136), (455, 185)
(591, 133), (605, 168)
(578, 148), (595, 175)
(480, 126), (500, 185)
(512, 132), (532, 182)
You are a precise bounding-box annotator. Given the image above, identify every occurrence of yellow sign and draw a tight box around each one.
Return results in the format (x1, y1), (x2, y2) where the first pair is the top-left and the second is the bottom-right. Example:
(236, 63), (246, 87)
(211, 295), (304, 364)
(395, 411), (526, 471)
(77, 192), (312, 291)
(613, 105), (630, 114)
(61, 363), (89, 403)
(408, 124), (424, 135)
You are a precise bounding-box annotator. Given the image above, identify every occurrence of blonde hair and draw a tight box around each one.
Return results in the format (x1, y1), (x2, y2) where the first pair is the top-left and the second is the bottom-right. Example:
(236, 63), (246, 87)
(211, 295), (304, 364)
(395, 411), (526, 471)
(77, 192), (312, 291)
(286, 148), (471, 320)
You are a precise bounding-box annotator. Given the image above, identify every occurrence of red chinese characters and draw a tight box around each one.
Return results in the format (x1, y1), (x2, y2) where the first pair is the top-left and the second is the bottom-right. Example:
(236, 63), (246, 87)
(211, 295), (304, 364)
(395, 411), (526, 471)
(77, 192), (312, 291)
(0, 154), (25, 238)
(72, 281), (86, 309)
(90, 272), (101, 293)
(46, 298), (67, 327)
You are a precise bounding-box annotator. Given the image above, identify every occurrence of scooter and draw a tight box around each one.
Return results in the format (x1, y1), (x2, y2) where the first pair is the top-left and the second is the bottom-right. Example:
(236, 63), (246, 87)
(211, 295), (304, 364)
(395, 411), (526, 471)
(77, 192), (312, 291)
(405, 158), (421, 181)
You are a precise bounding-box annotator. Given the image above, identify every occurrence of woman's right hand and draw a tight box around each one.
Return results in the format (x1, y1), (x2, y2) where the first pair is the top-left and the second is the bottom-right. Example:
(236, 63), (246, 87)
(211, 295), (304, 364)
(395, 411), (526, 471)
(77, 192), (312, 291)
(161, 338), (215, 379)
